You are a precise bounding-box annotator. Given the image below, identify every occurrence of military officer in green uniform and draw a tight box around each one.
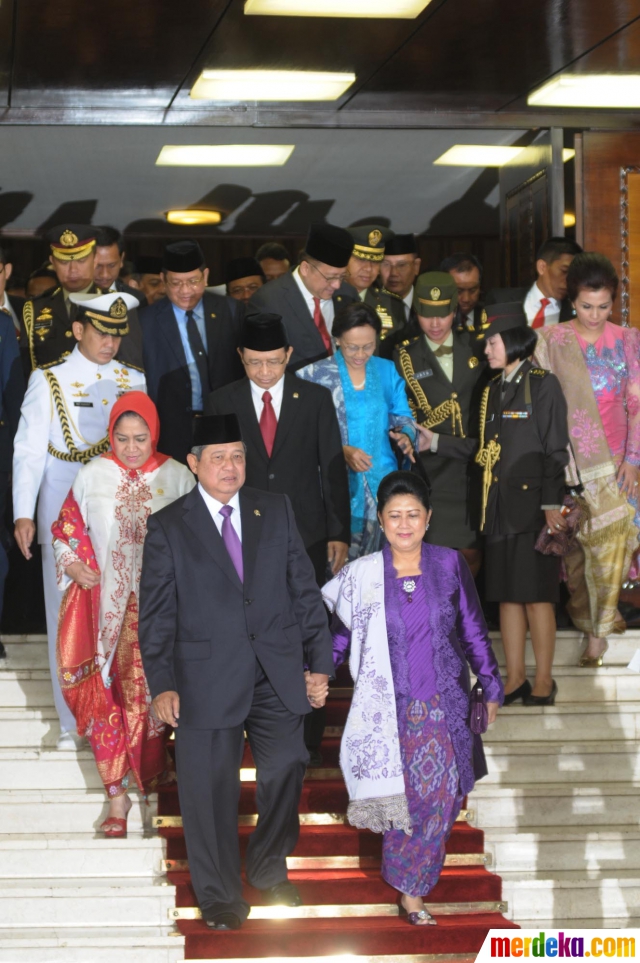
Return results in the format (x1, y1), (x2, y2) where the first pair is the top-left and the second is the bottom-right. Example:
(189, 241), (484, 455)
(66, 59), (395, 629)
(23, 225), (100, 371)
(392, 272), (487, 576)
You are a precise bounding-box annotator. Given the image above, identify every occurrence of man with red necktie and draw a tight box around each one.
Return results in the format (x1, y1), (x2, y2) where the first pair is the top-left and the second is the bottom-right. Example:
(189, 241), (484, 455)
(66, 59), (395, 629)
(486, 236), (583, 329)
(205, 313), (350, 765)
(248, 222), (358, 371)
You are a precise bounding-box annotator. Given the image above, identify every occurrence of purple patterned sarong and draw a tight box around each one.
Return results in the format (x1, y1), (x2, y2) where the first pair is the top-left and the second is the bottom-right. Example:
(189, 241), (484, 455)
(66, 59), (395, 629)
(382, 693), (462, 897)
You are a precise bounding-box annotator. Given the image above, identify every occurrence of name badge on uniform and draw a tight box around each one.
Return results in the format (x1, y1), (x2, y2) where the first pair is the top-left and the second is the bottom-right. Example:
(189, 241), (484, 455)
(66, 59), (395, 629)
(73, 401), (94, 408)
(414, 369), (433, 379)
(502, 410), (530, 419)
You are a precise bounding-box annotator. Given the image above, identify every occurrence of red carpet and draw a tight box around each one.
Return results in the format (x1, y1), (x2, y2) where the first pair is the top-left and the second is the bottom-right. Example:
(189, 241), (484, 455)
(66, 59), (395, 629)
(157, 666), (518, 958)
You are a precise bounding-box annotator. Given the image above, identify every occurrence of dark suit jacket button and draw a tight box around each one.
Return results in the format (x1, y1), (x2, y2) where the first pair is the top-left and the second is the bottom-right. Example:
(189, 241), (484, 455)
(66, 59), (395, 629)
(268, 473), (275, 479)
(245, 599), (253, 605)
(249, 633), (256, 640)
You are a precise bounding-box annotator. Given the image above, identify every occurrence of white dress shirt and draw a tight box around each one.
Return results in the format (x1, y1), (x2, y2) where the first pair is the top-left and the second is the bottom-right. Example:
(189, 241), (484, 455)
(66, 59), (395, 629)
(425, 330), (454, 382)
(293, 266), (335, 333)
(250, 375), (285, 422)
(198, 485), (242, 542)
(523, 283), (560, 327)
(403, 287), (414, 321)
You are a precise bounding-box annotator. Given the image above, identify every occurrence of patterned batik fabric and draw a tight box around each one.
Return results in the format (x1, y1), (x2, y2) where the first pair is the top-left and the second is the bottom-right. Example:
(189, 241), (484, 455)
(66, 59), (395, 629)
(382, 694), (462, 897)
(86, 593), (169, 798)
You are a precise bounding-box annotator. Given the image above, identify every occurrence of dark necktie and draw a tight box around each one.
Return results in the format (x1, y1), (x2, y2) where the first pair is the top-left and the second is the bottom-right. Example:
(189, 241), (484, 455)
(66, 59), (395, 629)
(260, 390), (277, 457)
(433, 344), (453, 357)
(312, 297), (333, 355)
(186, 309), (211, 399)
(219, 505), (243, 582)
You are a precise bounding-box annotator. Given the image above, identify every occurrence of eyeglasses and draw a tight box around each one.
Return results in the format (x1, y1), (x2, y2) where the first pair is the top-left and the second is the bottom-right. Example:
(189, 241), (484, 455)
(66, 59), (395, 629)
(165, 276), (204, 291)
(310, 262), (347, 285)
(243, 358), (287, 369)
(339, 341), (376, 356)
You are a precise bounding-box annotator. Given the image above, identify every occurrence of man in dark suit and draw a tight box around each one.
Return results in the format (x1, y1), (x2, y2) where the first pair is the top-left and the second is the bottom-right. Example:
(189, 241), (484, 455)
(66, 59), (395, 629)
(139, 414), (333, 930)
(439, 252), (486, 337)
(93, 226), (146, 367)
(140, 240), (244, 463)
(205, 313), (350, 765)
(486, 236), (583, 330)
(0, 247), (25, 342)
(248, 222), (357, 371)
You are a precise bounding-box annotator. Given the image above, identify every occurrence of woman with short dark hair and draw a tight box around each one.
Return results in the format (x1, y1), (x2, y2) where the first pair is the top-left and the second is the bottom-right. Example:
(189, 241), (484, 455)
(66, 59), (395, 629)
(323, 470), (502, 925)
(416, 304), (570, 706)
(298, 302), (416, 559)
(535, 253), (640, 666)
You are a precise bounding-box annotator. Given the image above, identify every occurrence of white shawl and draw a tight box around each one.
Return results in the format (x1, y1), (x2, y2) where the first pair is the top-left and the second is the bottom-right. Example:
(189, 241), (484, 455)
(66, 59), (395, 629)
(322, 552), (412, 834)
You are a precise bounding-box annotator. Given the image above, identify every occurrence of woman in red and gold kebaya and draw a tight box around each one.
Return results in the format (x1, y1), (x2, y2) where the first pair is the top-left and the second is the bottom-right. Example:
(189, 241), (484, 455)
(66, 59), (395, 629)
(52, 392), (195, 835)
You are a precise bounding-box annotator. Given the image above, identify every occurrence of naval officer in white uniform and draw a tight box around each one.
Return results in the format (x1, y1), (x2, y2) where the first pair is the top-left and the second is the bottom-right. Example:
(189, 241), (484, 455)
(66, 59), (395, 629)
(12, 292), (146, 748)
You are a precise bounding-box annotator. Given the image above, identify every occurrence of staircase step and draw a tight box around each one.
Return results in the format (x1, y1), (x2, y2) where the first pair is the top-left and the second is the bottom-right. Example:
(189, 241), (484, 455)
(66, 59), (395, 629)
(0, 790), (157, 834)
(0, 926), (184, 963)
(501, 873), (640, 922)
(0, 878), (177, 928)
(0, 834), (166, 878)
(486, 827), (640, 874)
(177, 913), (518, 959)
(480, 740), (640, 785)
(470, 783), (640, 829)
(171, 867), (502, 907)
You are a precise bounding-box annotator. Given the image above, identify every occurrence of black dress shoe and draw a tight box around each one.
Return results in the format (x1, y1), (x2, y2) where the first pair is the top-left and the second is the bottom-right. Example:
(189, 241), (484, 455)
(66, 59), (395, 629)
(262, 880), (303, 906)
(524, 680), (558, 707)
(204, 911), (242, 930)
(503, 680), (532, 706)
(307, 749), (323, 768)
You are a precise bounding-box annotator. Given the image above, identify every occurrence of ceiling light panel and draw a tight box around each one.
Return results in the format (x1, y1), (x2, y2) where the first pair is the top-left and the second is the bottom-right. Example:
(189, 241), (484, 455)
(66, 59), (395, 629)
(433, 146), (525, 167)
(156, 145), (295, 166)
(244, 0), (430, 17)
(528, 74), (640, 108)
(190, 69), (355, 101)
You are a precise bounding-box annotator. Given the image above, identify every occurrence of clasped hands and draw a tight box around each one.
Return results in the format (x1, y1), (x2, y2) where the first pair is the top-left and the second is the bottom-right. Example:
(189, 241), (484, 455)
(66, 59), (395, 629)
(305, 671), (329, 709)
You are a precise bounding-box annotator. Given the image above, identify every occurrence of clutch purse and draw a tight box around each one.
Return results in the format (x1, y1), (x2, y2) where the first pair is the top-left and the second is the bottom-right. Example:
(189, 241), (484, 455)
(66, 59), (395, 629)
(469, 680), (488, 735)
(534, 486), (586, 558)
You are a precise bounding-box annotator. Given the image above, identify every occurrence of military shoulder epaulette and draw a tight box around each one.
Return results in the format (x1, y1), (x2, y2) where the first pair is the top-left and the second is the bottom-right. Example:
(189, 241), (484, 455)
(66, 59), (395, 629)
(400, 336), (419, 348)
(490, 372), (502, 382)
(529, 368), (548, 377)
(381, 286), (404, 302)
(120, 362), (144, 373)
(32, 287), (61, 302)
(38, 356), (66, 371)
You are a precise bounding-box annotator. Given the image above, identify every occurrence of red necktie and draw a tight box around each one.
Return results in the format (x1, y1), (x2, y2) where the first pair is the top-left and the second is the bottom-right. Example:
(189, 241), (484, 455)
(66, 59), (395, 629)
(532, 297), (550, 329)
(260, 390), (277, 457)
(312, 297), (333, 355)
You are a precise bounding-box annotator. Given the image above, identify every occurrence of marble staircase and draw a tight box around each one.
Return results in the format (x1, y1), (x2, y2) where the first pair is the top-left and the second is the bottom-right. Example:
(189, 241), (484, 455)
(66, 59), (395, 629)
(472, 630), (640, 928)
(0, 636), (184, 963)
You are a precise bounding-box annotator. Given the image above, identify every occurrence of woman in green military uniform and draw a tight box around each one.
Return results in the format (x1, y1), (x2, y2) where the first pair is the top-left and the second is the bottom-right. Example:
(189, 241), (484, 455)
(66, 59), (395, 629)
(415, 304), (570, 707)
(393, 272), (486, 575)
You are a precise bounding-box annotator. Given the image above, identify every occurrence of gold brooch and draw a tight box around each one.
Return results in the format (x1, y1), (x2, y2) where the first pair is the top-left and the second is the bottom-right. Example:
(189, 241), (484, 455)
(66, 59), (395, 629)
(468, 356), (479, 368)
(293, 392), (299, 398)
(254, 509), (261, 516)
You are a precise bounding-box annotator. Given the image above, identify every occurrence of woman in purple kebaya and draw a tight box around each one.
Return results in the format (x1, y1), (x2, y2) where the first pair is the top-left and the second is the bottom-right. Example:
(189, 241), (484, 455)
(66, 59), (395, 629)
(322, 471), (503, 926)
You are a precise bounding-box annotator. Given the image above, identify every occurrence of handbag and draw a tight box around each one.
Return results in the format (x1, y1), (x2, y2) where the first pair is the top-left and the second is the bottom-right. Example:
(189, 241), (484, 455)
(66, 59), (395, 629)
(469, 680), (488, 735)
(535, 441), (587, 558)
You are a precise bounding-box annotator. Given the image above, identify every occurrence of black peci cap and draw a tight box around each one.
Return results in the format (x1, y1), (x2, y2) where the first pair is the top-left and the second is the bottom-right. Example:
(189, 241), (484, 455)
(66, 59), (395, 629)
(225, 257), (265, 285)
(241, 313), (288, 351)
(192, 413), (243, 448)
(304, 223), (353, 269)
(384, 233), (418, 257)
(162, 240), (206, 274)
(135, 255), (164, 276)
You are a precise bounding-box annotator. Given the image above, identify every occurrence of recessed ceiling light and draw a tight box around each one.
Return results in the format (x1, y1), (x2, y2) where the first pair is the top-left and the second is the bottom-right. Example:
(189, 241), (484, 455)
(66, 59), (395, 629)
(165, 210), (222, 225)
(433, 146), (525, 167)
(528, 74), (640, 108)
(156, 145), (295, 166)
(190, 69), (355, 101)
(244, 0), (430, 17)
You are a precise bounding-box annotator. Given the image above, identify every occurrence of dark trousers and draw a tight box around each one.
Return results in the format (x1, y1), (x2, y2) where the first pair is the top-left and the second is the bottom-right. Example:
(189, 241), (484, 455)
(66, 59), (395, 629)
(174, 661), (308, 921)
